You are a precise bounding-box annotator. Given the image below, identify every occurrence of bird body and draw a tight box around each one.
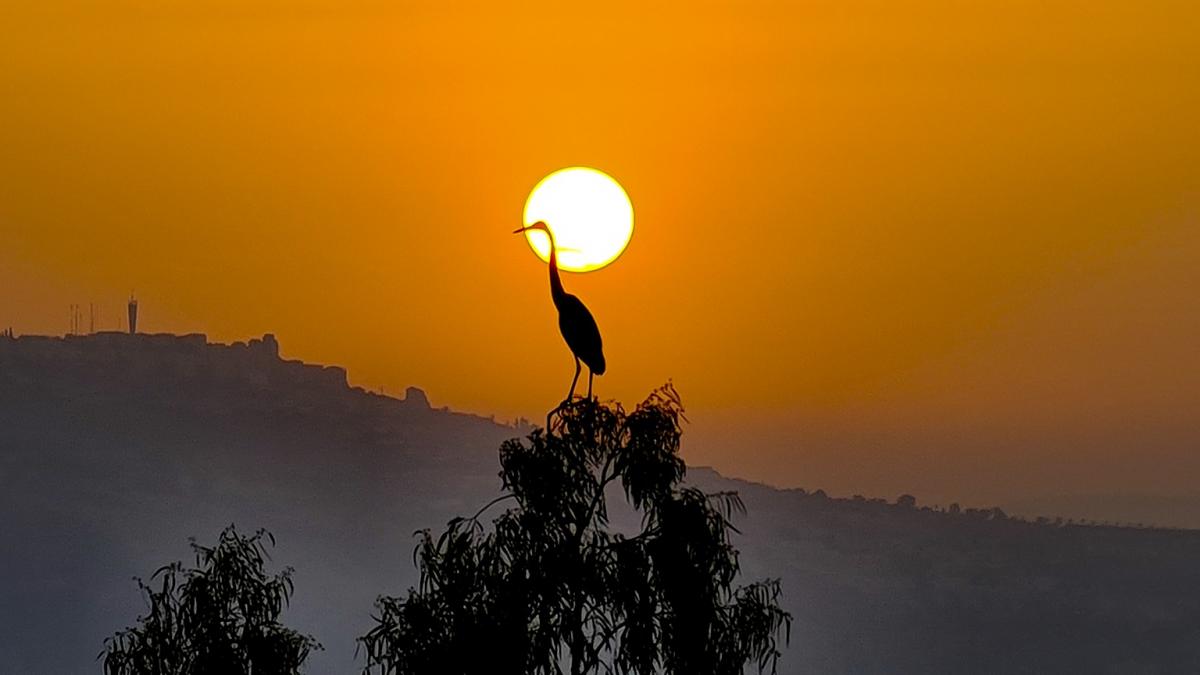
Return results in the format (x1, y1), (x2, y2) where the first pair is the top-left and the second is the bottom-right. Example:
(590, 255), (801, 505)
(516, 221), (606, 401)
(555, 293), (605, 376)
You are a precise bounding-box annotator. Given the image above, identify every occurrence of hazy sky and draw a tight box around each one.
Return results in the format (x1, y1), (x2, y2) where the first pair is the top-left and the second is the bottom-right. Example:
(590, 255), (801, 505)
(2, 1), (1197, 505)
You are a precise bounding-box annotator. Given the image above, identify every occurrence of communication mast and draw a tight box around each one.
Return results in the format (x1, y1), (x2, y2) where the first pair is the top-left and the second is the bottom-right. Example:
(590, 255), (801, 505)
(128, 294), (138, 334)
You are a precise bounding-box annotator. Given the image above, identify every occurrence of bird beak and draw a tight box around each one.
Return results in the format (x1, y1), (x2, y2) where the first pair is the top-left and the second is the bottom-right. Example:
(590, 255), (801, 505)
(514, 221), (547, 234)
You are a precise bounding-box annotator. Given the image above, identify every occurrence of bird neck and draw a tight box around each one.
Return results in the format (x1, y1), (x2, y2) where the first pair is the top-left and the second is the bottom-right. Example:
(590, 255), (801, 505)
(546, 230), (566, 303)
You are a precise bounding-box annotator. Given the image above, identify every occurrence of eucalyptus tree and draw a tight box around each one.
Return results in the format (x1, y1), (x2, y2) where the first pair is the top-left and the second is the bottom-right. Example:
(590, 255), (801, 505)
(101, 526), (320, 675)
(360, 386), (791, 675)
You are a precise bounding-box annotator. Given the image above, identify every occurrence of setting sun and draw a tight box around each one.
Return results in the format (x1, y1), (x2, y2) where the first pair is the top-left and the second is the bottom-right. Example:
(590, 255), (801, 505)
(521, 167), (634, 273)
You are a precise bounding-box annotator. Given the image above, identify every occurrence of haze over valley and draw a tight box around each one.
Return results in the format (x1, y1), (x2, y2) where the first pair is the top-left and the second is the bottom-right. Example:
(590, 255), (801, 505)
(3, 333), (1196, 673)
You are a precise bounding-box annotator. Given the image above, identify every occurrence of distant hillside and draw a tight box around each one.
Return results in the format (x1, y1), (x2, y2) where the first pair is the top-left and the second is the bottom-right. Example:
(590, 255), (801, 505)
(686, 470), (1200, 673)
(2, 333), (1198, 674)
(1003, 493), (1200, 531)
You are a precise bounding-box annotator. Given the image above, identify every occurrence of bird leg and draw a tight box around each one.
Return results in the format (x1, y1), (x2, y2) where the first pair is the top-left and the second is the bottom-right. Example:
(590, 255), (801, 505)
(587, 370), (594, 400)
(567, 357), (581, 403)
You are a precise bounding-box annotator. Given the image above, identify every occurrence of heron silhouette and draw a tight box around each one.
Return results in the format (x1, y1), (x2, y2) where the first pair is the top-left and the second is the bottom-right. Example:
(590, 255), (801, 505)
(514, 221), (606, 402)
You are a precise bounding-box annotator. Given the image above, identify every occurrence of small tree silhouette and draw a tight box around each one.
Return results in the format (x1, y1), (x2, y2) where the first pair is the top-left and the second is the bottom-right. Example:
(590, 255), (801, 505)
(359, 386), (791, 675)
(101, 525), (320, 675)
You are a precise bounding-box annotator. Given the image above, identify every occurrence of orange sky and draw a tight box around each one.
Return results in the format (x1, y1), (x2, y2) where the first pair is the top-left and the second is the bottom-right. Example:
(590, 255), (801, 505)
(2, 1), (1198, 505)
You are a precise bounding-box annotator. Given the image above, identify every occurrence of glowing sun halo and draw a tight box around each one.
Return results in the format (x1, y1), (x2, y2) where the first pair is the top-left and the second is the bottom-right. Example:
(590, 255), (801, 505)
(522, 167), (634, 272)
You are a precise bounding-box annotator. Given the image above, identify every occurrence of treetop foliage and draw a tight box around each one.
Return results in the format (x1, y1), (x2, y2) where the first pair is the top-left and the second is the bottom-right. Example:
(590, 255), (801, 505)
(101, 525), (320, 675)
(359, 385), (791, 675)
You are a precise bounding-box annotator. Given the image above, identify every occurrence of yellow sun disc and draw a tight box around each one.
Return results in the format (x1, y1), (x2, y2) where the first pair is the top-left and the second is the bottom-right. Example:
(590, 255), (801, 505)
(522, 167), (634, 272)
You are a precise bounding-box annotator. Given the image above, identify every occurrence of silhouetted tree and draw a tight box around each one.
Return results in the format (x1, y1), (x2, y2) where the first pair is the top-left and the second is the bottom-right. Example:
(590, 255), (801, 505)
(359, 386), (791, 675)
(101, 525), (320, 675)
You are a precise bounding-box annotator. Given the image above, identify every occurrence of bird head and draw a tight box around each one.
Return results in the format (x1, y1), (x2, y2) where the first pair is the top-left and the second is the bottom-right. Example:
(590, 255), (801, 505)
(513, 221), (551, 236)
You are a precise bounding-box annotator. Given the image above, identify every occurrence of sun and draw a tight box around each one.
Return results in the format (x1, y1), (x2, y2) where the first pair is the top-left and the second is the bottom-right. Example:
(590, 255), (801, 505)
(522, 167), (634, 272)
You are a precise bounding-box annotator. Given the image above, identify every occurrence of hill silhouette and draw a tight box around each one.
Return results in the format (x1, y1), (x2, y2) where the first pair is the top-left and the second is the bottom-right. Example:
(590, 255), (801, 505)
(2, 333), (1198, 673)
